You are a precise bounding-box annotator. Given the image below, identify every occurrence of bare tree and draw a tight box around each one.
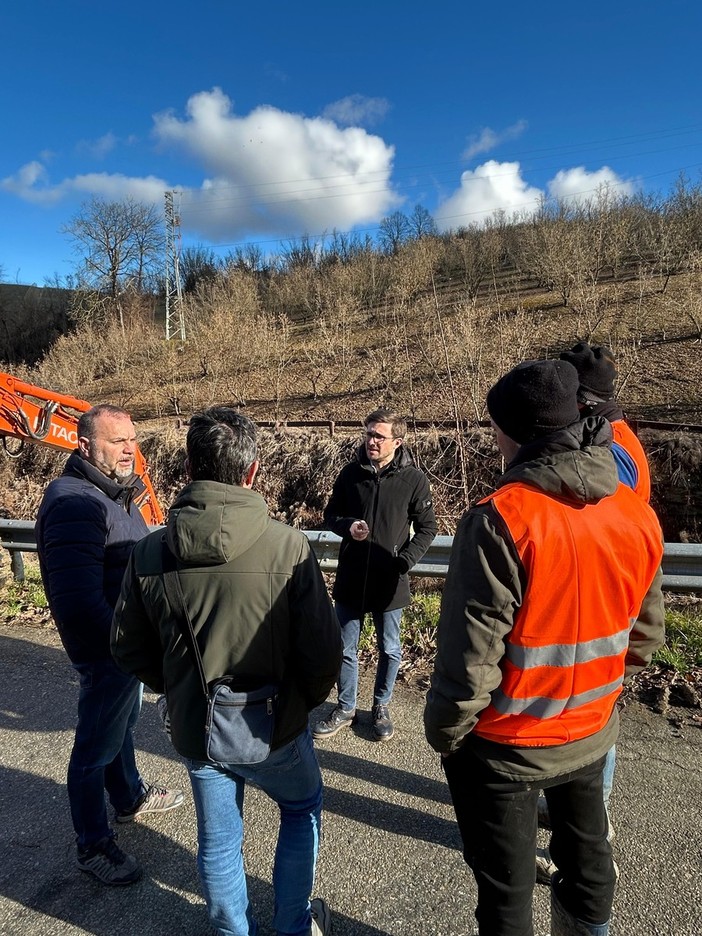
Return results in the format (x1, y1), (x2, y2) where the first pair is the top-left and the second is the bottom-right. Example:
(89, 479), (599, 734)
(180, 246), (221, 293)
(63, 197), (163, 299)
(407, 204), (438, 240)
(378, 211), (411, 254)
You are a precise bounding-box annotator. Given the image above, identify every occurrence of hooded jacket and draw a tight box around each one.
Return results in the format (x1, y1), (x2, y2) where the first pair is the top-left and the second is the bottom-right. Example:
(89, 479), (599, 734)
(111, 480), (341, 760)
(36, 451), (149, 664)
(324, 444), (437, 612)
(583, 399), (651, 501)
(424, 418), (665, 780)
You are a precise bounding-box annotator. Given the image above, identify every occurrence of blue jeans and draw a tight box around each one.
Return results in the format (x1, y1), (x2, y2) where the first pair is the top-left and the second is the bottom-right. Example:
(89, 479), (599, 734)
(68, 659), (144, 849)
(335, 602), (402, 710)
(186, 727), (323, 936)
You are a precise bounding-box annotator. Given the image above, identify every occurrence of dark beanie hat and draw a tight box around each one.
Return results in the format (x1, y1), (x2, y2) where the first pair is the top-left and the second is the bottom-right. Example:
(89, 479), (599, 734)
(486, 359), (581, 444)
(559, 341), (617, 399)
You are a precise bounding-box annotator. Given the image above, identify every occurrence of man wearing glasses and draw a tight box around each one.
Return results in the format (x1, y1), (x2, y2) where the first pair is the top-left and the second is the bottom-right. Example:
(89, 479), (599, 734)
(314, 408), (437, 742)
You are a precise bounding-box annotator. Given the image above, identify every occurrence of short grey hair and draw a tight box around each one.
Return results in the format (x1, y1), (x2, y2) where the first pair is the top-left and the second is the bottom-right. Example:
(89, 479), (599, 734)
(186, 407), (258, 485)
(78, 404), (132, 441)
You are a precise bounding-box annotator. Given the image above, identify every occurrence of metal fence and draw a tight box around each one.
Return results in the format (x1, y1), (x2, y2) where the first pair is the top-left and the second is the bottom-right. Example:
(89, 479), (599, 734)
(2, 519), (701, 593)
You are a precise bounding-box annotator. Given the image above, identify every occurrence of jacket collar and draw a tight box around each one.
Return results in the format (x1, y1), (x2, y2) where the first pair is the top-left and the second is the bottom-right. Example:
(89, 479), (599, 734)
(498, 416), (618, 506)
(355, 442), (414, 476)
(64, 450), (140, 506)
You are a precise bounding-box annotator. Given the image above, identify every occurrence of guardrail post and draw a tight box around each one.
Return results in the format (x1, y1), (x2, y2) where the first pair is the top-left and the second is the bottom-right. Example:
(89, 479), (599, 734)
(10, 551), (25, 583)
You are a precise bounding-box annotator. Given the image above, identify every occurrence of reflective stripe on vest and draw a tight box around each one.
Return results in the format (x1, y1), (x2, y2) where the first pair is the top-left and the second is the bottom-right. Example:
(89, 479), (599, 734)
(472, 481), (662, 747)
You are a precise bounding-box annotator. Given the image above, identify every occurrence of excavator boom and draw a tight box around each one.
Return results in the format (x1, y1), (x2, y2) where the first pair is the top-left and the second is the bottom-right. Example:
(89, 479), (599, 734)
(0, 372), (164, 526)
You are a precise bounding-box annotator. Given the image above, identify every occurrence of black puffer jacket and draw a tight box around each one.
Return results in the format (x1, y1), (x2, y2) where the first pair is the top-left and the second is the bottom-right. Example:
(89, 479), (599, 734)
(324, 445), (437, 612)
(36, 452), (149, 664)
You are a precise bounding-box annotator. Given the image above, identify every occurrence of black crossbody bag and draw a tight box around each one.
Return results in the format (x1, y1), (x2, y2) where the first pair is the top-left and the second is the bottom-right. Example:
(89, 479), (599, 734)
(161, 541), (278, 764)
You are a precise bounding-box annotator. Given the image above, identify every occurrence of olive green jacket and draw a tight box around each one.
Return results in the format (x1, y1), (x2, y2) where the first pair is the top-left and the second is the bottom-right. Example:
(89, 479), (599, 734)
(111, 480), (341, 760)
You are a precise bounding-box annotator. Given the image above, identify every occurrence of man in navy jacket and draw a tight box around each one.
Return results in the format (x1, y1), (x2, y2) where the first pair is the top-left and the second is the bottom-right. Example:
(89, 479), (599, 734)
(36, 404), (183, 885)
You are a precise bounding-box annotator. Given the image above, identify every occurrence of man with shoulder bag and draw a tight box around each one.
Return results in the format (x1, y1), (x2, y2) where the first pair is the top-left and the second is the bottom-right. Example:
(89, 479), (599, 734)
(112, 407), (341, 936)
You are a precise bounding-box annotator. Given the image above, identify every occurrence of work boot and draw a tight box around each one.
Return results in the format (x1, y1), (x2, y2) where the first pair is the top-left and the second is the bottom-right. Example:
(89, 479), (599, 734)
(372, 703), (394, 741)
(312, 706), (357, 739)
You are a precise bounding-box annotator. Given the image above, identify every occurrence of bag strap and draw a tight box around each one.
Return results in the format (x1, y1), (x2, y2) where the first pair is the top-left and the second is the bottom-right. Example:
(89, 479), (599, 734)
(161, 538), (210, 701)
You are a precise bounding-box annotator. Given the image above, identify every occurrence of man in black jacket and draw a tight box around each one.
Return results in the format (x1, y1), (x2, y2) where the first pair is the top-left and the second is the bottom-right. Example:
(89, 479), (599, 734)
(36, 404), (183, 886)
(314, 408), (437, 742)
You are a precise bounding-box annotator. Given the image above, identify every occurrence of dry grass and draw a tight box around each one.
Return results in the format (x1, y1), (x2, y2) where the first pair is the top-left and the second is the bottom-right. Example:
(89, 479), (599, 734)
(1, 241), (702, 536)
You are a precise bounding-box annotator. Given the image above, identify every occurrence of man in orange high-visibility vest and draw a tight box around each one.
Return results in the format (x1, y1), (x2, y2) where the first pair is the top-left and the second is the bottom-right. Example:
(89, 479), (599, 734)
(424, 359), (664, 936)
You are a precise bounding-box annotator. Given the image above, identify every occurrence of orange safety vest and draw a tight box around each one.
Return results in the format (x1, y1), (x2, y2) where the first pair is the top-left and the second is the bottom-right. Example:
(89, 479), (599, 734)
(472, 481), (662, 747)
(611, 419), (651, 502)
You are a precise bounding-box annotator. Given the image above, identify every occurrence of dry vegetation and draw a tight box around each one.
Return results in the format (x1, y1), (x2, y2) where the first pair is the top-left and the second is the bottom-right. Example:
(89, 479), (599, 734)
(2, 185), (702, 540)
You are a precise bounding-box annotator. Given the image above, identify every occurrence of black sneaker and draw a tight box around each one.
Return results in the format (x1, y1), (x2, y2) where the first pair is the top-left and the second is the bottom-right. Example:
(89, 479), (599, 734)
(76, 836), (143, 885)
(312, 706), (357, 739)
(372, 704), (394, 741)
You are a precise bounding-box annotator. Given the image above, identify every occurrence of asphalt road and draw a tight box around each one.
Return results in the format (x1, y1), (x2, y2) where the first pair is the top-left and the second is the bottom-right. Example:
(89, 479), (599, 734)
(0, 622), (700, 936)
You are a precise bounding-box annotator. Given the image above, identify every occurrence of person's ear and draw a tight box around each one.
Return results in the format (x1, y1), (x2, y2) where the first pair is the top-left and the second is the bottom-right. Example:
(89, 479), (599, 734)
(184, 457), (192, 481)
(77, 435), (91, 459)
(244, 460), (259, 488)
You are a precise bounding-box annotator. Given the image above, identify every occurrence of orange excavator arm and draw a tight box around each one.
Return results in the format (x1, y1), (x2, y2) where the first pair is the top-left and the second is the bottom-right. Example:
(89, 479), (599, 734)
(0, 371), (164, 526)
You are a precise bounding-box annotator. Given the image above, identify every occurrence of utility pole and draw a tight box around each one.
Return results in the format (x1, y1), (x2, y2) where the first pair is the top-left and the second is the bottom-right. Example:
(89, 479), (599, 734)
(164, 190), (185, 340)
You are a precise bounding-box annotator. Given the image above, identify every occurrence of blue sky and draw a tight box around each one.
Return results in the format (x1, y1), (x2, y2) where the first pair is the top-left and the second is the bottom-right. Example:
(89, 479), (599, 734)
(1, 0), (701, 286)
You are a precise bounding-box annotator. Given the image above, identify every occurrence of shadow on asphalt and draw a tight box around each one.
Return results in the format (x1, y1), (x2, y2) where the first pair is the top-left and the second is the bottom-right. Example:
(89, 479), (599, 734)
(317, 746), (452, 805)
(0, 632), (180, 763)
(0, 633), (409, 934)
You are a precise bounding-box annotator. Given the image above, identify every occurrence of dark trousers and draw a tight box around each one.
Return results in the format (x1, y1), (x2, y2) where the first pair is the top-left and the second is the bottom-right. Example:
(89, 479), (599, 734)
(443, 743), (616, 936)
(68, 659), (144, 849)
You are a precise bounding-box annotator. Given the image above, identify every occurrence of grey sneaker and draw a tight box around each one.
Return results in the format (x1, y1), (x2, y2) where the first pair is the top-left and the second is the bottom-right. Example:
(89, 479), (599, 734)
(115, 782), (184, 823)
(310, 897), (332, 935)
(536, 846), (619, 887)
(312, 706), (357, 739)
(77, 836), (143, 885)
(372, 703), (394, 741)
(535, 846), (558, 885)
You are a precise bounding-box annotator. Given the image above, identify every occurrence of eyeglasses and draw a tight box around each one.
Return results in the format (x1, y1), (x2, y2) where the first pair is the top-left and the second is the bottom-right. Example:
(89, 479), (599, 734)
(365, 431), (395, 443)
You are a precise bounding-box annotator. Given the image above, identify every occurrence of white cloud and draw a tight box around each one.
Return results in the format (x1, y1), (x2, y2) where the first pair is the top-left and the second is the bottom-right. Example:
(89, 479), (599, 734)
(0, 161), (169, 206)
(434, 160), (636, 231)
(434, 160), (543, 230)
(463, 120), (528, 160)
(153, 87), (400, 239)
(2, 88), (399, 242)
(321, 94), (390, 128)
(547, 166), (634, 200)
(1, 161), (59, 204)
(77, 132), (118, 159)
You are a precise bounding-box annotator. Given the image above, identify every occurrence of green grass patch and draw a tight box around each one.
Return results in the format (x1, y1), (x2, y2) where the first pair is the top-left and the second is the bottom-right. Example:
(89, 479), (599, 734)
(655, 607), (702, 671)
(0, 557), (49, 620)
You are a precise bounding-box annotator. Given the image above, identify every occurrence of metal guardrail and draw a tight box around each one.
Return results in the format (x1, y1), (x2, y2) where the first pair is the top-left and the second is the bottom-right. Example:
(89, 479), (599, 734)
(1, 520), (701, 593)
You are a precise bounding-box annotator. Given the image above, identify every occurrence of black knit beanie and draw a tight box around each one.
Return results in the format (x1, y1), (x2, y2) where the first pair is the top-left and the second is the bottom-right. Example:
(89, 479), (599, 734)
(487, 359), (581, 444)
(559, 341), (617, 400)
